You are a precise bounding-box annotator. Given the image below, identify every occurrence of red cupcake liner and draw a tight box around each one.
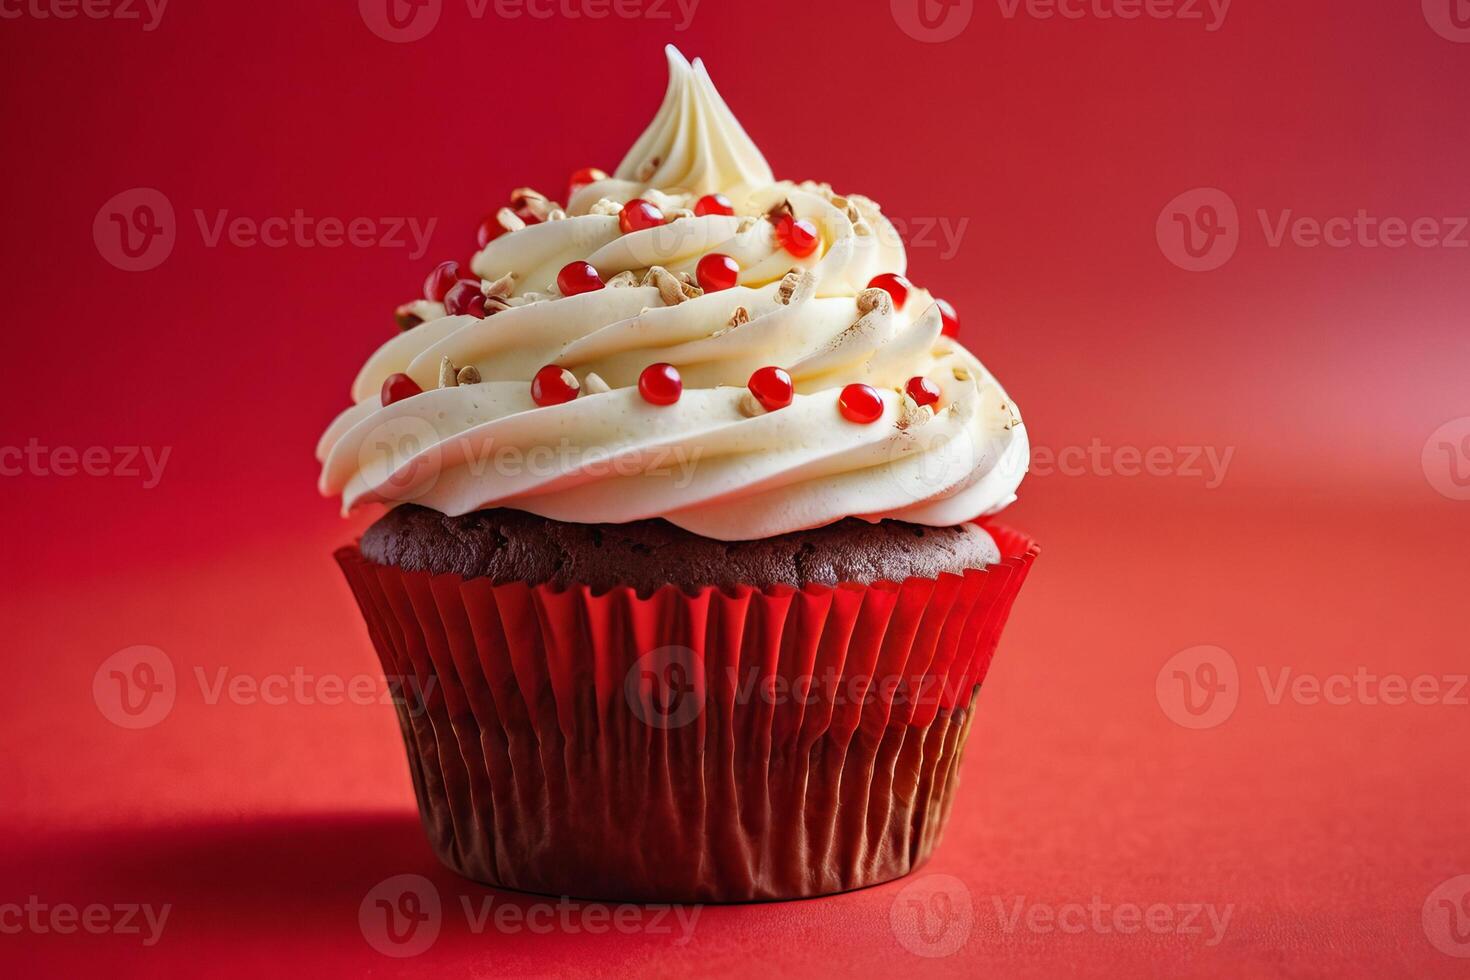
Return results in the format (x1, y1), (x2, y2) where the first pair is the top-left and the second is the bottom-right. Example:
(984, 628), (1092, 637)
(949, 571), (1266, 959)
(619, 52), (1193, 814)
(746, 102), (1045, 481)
(335, 524), (1038, 903)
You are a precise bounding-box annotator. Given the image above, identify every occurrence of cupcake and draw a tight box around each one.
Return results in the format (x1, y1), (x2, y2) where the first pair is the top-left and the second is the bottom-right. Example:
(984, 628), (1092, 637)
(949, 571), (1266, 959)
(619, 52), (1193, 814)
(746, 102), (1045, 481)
(319, 46), (1037, 903)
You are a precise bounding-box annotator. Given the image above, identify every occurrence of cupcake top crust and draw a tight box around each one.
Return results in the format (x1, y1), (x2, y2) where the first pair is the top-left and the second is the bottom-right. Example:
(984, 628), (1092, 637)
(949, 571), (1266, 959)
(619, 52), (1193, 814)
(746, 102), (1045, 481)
(317, 46), (1028, 542)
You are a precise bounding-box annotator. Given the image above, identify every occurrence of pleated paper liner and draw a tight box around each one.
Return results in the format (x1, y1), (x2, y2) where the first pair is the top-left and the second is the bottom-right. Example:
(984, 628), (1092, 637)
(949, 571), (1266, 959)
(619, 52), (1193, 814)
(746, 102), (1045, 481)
(336, 524), (1038, 903)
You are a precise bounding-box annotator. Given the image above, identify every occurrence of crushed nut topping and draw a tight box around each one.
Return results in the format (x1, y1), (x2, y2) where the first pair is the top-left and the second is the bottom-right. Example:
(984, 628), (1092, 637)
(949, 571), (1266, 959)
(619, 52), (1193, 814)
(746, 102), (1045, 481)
(606, 270), (639, 288)
(738, 391), (765, 418)
(590, 199), (624, 216)
(457, 365), (482, 385)
(643, 266), (703, 305)
(855, 287), (891, 317)
(497, 207), (527, 233)
(482, 272), (516, 299)
(667, 208), (695, 221)
(777, 269), (817, 306)
(952, 366), (972, 382)
(636, 156), (661, 182)
(896, 395), (936, 431)
(583, 372), (612, 395)
(438, 356), (460, 388)
(727, 306), (750, 328)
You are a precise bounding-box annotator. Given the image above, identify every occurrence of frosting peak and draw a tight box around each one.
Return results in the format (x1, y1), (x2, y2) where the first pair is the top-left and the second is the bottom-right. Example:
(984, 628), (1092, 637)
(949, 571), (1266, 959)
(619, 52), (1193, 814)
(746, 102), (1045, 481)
(614, 45), (775, 200)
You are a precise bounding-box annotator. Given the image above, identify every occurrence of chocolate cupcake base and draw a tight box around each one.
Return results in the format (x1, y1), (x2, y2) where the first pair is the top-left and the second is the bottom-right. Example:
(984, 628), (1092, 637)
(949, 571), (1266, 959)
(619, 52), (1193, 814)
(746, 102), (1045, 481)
(337, 517), (1037, 902)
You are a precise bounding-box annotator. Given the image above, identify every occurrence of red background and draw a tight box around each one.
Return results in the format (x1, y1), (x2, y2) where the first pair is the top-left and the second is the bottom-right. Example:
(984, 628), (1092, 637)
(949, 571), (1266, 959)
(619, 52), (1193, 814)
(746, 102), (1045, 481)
(4, 0), (1469, 975)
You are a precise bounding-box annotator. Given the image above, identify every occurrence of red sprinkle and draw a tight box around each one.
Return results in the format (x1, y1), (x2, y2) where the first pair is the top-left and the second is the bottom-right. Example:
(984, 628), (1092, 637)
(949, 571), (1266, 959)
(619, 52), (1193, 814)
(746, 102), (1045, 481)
(619, 199), (665, 234)
(424, 260), (462, 302)
(775, 215), (820, 258)
(905, 376), (942, 408)
(568, 167), (609, 198)
(477, 216), (503, 249)
(838, 383), (884, 424)
(868, 273), (913, 310)
(557, 261), (605, 296)
(381, 373), (422, 407)
(443, 279), (487, 318)
(748, 366), (794, 412)
(638, 363), (683, 405)
(694, 193), (736, 217)
(936, 298), (960, 338)
(531, 365), (580, 406)
(696, 253), (740, 292)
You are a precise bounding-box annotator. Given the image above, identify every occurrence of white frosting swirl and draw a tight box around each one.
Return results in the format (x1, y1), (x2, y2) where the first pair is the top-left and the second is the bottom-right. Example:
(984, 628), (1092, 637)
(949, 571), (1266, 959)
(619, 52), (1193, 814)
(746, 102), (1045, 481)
(317, 46), (1028, 541)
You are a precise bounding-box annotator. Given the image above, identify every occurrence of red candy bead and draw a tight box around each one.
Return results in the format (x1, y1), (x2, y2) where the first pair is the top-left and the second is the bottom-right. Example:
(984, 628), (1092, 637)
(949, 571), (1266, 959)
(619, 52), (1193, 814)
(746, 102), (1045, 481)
(696, 253), (740, 292)
(424, 260), (461, 302)
(557, 261), (604, 296)
(838, 383), (884, 424)
(638, 363), (682, 405)
(748, 366), (793, 412)
(905, 376), (941, 408)
(477, 216), (503, 249)
(381, 373), (422, 407)
(531, 365), (580, 406)
(619, 199), (665, 234)
(694, 193), (736, 217)
(936, 298), (960, 338)
(775, 215), (820, 258)
(868, 273), (913, 310)
(568, 167), (609, 197)
(443, 279), (486, 318)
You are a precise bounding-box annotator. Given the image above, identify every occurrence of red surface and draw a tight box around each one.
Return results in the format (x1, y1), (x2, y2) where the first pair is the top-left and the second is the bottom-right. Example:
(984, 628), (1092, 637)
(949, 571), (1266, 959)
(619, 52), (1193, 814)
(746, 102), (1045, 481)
(4, 0), (1469, 976)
